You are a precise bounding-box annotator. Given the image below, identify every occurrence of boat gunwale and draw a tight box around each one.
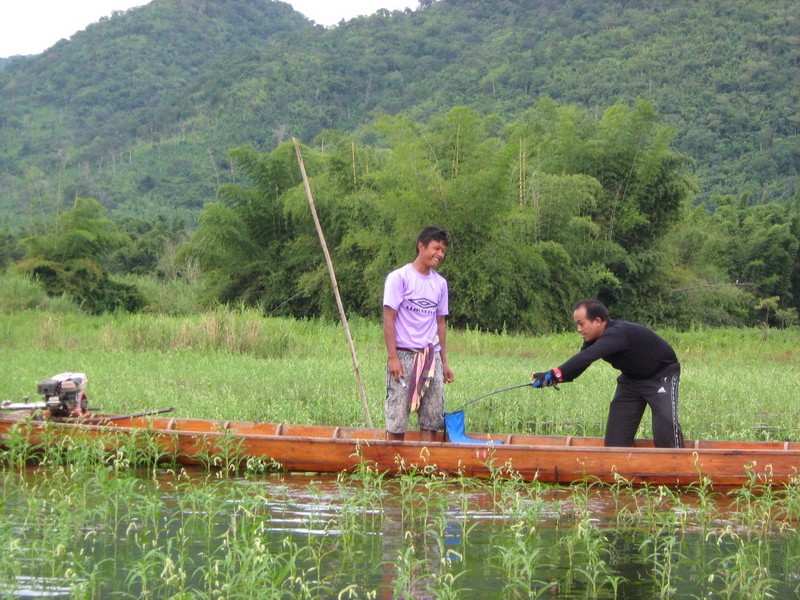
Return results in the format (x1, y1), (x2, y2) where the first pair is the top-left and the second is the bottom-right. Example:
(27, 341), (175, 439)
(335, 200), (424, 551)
(3, 416), (800, 456)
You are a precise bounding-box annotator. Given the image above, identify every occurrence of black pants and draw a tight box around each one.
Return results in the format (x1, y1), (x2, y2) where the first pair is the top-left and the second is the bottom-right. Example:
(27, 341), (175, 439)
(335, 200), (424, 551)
(604, 367), (684, 448)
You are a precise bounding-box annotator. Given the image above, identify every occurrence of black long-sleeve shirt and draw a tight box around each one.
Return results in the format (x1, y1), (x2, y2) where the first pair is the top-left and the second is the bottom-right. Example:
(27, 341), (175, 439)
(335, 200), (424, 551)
(558, 320), (679, 382)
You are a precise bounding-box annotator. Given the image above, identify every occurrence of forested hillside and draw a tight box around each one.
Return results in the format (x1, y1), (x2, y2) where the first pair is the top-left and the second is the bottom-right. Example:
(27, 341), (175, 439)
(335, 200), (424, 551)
(0, 0), (797, 230)
(1, 0), (799, 332)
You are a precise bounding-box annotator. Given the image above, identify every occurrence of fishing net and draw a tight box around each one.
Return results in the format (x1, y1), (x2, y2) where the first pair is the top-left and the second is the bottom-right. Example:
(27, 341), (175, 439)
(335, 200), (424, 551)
(444, 410), (503, 445)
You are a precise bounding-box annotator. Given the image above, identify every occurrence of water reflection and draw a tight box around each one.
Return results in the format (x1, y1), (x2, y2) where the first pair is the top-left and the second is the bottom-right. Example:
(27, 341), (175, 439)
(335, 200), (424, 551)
(0, 576), (76, 598)
(2, 466), (800, 598)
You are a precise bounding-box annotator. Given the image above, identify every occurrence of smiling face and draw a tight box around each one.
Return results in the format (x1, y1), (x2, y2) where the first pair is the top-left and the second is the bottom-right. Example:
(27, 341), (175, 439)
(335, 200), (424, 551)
(573, 305), (606, 342)
(413, 239), (447, 274)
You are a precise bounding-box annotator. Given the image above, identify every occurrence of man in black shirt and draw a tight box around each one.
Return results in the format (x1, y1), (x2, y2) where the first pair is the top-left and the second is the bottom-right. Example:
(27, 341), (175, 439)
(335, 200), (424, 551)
(532, 299), (684, 448)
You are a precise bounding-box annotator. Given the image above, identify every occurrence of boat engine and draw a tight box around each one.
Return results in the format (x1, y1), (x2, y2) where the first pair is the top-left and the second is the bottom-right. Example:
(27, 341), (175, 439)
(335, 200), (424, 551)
(37, 373), (89, 418)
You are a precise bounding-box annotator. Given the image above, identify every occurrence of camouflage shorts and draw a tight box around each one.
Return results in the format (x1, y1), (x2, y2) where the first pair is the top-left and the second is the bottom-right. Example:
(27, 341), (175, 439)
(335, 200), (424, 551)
(385, 350), (445, 434)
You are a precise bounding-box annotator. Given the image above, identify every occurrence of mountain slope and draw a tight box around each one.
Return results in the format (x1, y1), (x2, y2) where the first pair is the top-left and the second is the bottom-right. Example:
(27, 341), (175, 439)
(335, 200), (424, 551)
(0, 0), (797, 228)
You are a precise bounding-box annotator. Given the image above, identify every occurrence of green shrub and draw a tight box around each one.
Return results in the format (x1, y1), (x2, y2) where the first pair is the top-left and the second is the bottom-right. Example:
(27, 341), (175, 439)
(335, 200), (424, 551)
(0, 271), (80, 313)
(14, 258), (144, 315)
(121, 274), (207, 315)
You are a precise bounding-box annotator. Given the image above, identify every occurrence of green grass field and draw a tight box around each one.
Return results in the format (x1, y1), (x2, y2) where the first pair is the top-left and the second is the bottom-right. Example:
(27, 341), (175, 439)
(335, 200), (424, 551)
(1, 307), (798, 442)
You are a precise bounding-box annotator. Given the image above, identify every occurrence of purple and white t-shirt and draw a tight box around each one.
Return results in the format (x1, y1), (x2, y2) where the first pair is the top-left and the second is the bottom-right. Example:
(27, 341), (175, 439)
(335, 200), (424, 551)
(383, 263), (449, 351)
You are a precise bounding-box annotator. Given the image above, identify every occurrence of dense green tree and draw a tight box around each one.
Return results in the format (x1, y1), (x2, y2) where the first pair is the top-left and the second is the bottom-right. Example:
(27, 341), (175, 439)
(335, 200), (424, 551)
(178, 141), (340, 314)
(0, 227), (22, 268)
(110, 215), (188, 276)
(704, 197), (799, 314)
(20, 198), (131, 266)
(15, 198), (143, 313)
(182, 102), (694, 331)
(663, 194), (800, 327)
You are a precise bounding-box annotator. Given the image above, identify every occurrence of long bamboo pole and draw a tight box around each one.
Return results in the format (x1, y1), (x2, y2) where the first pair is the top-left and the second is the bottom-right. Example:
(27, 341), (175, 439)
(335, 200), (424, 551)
(292, 138), (374, 427)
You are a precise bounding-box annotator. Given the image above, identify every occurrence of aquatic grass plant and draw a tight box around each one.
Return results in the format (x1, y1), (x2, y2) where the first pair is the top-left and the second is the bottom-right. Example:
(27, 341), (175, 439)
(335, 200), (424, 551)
(387, 522), (468, 600)
(640, 530), (684, 598)
(195, 426), (250, 475)
(3, 451), (800, 597)
(493, 520), (554, 598)
(379, 469), (477, 599)
(555, 483), (626, 598)
(683, 474), (721, 532)
(334, 447), (387, 549)
(706, 532), (778, 599)
(0, 418), (179, 476)
(727, 465), (785, 538)
(637, 511), (687, 597)
(109, 427), (180, 474)
(0, 416), (43, 470)
(775, 474), (800, 523)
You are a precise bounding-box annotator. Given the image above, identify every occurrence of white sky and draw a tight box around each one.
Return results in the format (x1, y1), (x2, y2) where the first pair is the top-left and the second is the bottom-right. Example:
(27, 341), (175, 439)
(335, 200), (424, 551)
(0, 0), (417, 57)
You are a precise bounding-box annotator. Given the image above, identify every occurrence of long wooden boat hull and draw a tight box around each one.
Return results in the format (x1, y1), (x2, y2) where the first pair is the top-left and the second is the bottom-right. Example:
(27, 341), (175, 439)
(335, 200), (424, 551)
(1, 414), (799, 486)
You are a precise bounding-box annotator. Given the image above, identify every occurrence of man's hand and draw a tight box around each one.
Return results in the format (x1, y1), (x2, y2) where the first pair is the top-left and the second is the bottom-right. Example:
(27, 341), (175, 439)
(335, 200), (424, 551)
(443, 364), (454, 384)
(531, 369), (561, 388)
(388, 356), (404, 383)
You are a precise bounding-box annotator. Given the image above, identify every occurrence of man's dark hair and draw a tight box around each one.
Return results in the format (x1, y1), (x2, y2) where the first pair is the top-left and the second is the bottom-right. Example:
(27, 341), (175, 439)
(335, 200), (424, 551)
(574, 299), (610, 322)
(416, 226), (450, 254)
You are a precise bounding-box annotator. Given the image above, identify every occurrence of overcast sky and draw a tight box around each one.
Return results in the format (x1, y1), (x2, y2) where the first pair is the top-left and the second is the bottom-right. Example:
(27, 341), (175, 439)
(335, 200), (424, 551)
(0, 0), (417, 57)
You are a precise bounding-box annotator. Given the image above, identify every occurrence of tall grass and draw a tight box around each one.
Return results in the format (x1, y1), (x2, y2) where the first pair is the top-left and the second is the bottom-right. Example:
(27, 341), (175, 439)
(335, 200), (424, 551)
(0, 284), (798, 439)
(0, 272), (81, 314)
(120, 274), (209, 316)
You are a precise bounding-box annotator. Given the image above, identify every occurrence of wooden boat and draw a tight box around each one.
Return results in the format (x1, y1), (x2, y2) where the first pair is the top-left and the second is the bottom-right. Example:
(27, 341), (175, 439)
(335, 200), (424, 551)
(1, 410), (798, 487)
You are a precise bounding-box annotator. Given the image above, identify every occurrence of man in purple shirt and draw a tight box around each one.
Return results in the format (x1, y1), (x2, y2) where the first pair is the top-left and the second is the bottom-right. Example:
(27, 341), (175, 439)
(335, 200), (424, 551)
(532, 299), (684, 448)
(383, 226), (454, 441)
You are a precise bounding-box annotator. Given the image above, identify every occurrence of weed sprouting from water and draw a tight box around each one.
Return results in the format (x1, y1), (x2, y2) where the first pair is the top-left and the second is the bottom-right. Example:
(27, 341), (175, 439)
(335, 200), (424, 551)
(706, 529), (778, 599)
(493, 520), (554, 598)
(558, 483), (626, 597)
(0, 417), (43, 469)
(1, 455), (800, 597)
(639, 521), (686, 597)
(348, 442), (387, 506)
(195, 427), (248, 475)
(775, 474), (800, 525)
(727, 464), (782, 538)
(336, 449), (387, 552)
(112, 427), (178, 474)
(685, 474), (720, 532)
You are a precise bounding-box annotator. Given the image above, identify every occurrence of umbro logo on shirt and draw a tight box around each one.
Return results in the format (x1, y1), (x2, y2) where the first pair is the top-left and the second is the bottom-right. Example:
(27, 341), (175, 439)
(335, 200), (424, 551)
(657, 387), (667, 394)
(409, 298), (437, 310)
